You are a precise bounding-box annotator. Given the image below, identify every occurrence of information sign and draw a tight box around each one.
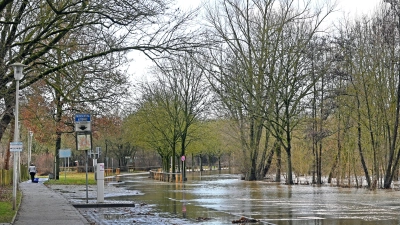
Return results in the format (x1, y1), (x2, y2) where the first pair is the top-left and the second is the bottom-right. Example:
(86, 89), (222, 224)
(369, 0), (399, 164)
(59, 149), (72, 158)
(10, 142), (23, 152)
(75, 114), (91, 132)
(77, 133), (91, 151)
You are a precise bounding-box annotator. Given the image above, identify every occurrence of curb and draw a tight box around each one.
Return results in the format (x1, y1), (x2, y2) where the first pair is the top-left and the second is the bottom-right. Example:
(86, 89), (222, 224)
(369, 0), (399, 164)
(8, 187), (23, 225)
(73, 203), (135, 208)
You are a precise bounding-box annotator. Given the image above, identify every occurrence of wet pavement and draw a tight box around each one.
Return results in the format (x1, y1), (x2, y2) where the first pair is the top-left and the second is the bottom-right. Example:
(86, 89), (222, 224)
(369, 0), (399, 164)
(13, 178), (89, 225)
(50, 183), (192, 224)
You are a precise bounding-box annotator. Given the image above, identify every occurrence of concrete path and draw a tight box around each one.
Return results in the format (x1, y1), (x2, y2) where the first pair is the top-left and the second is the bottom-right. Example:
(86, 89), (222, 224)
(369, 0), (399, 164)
(12, 179), (89, 225)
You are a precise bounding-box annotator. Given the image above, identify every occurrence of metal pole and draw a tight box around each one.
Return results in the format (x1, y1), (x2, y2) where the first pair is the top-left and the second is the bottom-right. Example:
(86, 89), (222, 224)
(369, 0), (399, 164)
(27, 132), (30, 167)
(28, 131), (33, 167)
(85, 150), (88, 203)
(12, 79), (20, 210)
(64, 157), (66, 181)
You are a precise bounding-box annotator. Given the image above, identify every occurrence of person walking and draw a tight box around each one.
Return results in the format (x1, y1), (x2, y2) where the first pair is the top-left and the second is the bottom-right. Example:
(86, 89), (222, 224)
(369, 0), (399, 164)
(28, 163), (37, 182)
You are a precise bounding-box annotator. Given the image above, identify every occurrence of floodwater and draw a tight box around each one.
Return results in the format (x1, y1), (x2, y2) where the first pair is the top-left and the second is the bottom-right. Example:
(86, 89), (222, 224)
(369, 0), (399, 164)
(106, 171), (400, 225)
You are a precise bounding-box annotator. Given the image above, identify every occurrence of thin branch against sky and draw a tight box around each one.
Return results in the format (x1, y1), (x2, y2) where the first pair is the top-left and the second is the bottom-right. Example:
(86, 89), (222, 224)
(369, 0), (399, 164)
(128, 0), (379, 84)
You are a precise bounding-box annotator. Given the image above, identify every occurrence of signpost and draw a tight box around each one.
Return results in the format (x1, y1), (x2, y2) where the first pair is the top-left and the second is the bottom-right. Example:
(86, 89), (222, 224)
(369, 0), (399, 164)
(75, 113), (92, 203)
(59, 149), (71, 181)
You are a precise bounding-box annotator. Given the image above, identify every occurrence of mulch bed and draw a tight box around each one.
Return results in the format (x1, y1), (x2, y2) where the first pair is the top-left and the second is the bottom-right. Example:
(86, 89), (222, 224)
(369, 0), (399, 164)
(0, 185), (12, 202)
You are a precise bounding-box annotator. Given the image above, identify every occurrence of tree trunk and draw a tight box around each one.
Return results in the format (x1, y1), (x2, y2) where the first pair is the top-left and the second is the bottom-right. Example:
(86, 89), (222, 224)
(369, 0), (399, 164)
(209, 155), (212, 171)
(54, 84), (63, 180)
(327, 154), (338, 184)
(5, 121), (14, 170)
(218, 156), (221, 170)
(199, 154), (203, 171)
(356, 95), (371, 188)
(261, 147), (275, 179)
(1, 93), (14, 170)
(383, 71), (400, 188)
(285, 145), (293, 185)
(55, 132), (61, 179)
(172, 145), (176, 181)
(275, 142), (281, 182)
(317, 142), (323, 185)
(383, 0), (400, 189)
(192, 154), (194, 172)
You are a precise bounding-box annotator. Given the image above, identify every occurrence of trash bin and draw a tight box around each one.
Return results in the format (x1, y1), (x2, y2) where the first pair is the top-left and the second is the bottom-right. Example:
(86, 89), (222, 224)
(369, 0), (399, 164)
(49, 173), (54, 179)
(116, 168), (120, 175)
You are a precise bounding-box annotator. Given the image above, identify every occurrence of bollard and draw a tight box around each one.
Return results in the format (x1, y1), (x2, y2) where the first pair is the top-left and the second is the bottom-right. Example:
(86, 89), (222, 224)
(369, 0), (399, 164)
(97, 163), (104, 203)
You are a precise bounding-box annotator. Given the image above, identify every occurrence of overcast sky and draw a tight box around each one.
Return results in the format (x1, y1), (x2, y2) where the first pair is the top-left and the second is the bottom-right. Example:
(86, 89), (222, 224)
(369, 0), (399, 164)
(175, 0), (380, 15)
(129, 0), (381, 83)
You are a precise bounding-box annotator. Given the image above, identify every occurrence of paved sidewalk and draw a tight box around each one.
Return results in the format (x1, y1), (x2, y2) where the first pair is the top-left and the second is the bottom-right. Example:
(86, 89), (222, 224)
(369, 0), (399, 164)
(13, 179), (89, 225)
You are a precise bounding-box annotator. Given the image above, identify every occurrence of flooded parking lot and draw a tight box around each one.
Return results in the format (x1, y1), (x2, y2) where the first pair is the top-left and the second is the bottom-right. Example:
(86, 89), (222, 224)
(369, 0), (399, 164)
(106, 171), (400, 224)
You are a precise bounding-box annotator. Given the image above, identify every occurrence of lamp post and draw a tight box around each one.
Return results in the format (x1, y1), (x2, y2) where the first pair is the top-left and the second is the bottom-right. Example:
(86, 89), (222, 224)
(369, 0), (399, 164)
(28, 131), (33, 167)
(11, 62), (26, 210)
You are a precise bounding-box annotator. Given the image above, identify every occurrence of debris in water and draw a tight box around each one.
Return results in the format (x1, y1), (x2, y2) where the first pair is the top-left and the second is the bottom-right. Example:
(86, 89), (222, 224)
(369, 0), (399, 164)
(232, 216), (259, 224)
(196, 217), (212, 221)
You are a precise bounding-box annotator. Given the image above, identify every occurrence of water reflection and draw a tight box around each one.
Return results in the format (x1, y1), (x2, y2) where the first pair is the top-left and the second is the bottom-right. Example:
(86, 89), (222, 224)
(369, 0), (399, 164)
(107, 171), (400, 225)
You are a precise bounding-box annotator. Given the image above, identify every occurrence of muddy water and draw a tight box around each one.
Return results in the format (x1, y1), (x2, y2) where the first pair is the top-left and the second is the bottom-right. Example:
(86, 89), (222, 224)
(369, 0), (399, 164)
(107, 171), (400, 224)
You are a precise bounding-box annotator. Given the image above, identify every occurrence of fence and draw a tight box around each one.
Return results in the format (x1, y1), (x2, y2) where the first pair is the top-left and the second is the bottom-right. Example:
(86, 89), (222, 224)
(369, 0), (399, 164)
(0, 169), (12, 186)
(0, 165), (29, 186)
(149, 169), (183, 182)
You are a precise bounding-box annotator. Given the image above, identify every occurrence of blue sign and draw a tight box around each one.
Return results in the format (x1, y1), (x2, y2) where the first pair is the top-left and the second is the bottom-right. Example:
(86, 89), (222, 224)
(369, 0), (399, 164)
(59, 149), (72, 158)
(75, 114), (91, 122)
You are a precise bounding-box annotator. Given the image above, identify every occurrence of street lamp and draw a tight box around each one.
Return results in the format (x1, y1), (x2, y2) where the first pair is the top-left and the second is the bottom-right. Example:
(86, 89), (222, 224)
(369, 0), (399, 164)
(11, 62), (26, 210)
(28, 131), (33, 168)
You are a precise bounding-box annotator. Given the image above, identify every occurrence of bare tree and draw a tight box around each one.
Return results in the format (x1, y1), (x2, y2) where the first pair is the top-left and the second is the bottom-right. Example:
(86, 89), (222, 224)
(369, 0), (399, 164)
(202, 0), (335, 183)
(134, 53), (210, 180)
(0, 0), (202, 144)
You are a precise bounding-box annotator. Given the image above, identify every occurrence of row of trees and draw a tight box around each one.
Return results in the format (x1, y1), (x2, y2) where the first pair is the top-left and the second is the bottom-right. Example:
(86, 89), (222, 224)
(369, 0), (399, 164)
(4, 0), (400, 190)
(0, 0), (201, 178)
(125, 0), (400, 190)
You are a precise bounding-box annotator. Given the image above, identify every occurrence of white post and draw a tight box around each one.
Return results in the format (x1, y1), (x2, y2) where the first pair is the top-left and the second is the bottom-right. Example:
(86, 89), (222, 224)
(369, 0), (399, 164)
(93, 158), (97, 180)
(28, 131), (33, 167)
(97, 163), (104, 203)
(12, 62), (25, 210)
(12, 78), (20, 210)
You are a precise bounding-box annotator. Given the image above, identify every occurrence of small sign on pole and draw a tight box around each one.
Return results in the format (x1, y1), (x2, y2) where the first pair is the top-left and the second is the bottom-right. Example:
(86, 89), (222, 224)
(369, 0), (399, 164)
(59, 149), (72, 158)
(10, 142), (23, 152)
(75, 114), (91, 132)
(77, 133), (92, 151)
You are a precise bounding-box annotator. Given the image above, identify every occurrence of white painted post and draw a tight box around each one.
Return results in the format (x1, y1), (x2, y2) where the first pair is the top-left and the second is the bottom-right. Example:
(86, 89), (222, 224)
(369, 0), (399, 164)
(97, 163), (104, 203)
(12, 62), (26, 210)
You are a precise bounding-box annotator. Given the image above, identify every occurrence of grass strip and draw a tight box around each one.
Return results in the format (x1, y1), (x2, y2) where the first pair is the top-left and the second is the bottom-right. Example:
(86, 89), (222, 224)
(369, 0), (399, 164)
(44, 172), (97, 185)
(0, 185), (21, 223)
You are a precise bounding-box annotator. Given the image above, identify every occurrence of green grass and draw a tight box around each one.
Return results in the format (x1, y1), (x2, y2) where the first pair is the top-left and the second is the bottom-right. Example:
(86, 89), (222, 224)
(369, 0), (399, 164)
(44, 172), (97, 185)
(0, 185), (21, 223)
